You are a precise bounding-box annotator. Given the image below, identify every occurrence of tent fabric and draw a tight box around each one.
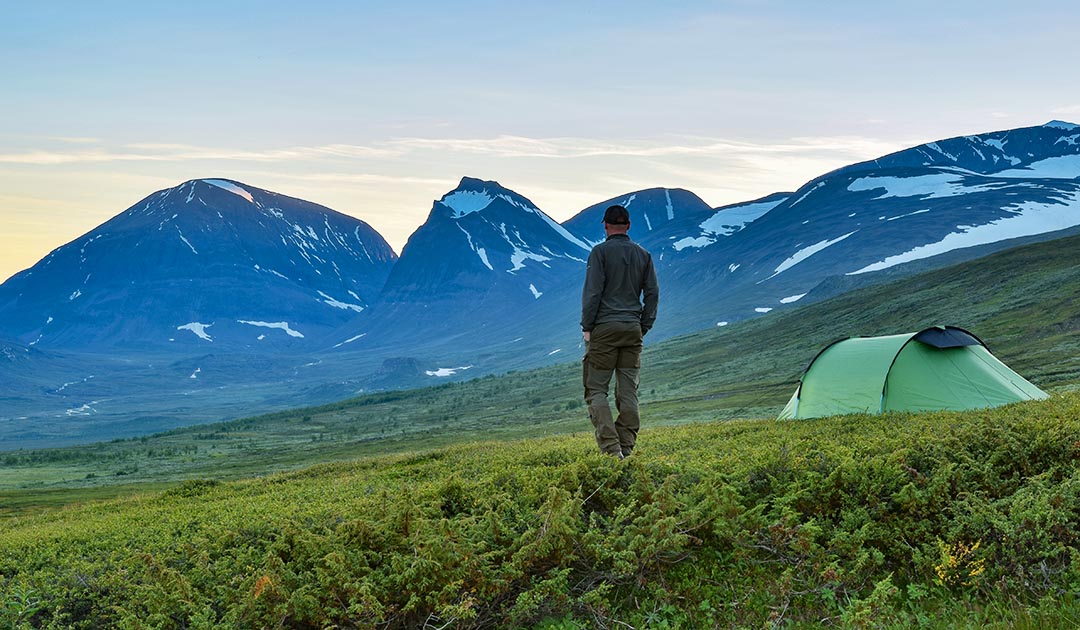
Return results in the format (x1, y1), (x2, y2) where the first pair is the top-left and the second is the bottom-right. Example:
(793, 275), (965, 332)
(912, 326), (982, 349)
(778, 326), (1047, 419)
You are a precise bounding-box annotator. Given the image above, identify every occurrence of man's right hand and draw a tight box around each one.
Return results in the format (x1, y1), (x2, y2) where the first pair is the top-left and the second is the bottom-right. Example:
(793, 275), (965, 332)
(583, 331), (591, 342)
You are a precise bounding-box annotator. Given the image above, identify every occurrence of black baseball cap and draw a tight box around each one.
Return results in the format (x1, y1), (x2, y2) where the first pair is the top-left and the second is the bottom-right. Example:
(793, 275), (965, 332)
(602, 205), (630, 225)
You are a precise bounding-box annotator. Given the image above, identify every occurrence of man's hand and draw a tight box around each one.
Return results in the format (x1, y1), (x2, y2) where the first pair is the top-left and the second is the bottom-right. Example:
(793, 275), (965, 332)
(583, 330), (591, 342)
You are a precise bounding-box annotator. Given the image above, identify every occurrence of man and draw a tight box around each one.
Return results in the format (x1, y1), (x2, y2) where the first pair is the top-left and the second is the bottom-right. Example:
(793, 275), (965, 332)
(581, 204), (659, 459)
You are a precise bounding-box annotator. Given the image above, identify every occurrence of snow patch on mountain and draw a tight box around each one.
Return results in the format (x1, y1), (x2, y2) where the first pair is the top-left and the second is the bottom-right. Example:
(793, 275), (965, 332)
(849, 173), (965, 199)
(55, 375), (94, 393)
(333, 333), (367, 348)
(529, 284), (542, 299)
(456, 224), (494, 270)
(992, 154), (1080, 179)
(178, 322), (213, 341)
(671, 197), (787, 252)
(925, 142), (958, 161)
(204, 179), (254, 203)
(850, 193), (1080, 275)
(497, 224), (553, 272)
(885, 209), (932, 222)
(66, 402), (99, 416)
(847, 172), (1039, 200)
(509, 247), (551, 272)
(702, 198), (786, 236)
(673, 236), (715, 251)
(780, 293), (807, 304)
(540, 212), (591, 251)
(476, 248), (493, 270)
(790, 182), (824, 206)
(317, 291), (364, 312)
(983, 138), (1022, 164)
(426, 365), (472, 377)
(442, 190), (493, 217)
(238, 320), (305, 338)
(176, 226), (198, 254)
(766, 231), (857, 280)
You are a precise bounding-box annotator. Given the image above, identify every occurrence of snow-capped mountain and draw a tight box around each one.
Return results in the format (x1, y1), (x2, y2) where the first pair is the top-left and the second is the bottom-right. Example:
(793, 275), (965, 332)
(331, 177), (591, 352)
(562, 187), (716, 256)
(383, 176), (589, 301)
(3, 121), (1080, 449)
(658, 120), (1080, 333)
(839, 119), (1080, 177)
(0, 178), (397, 350)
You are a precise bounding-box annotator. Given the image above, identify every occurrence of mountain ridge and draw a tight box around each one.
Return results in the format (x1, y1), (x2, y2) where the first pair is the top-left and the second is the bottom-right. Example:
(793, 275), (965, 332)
(2, 121), (1079, 448)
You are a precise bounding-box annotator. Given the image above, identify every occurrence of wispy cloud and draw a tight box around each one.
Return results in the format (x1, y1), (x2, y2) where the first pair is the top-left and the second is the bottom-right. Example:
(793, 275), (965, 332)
(51, 136), (101, 144)
(0, 134), (908, 174)
(252, 171), (454, 188)
(387, 134), (905, 161)
(0, 149), (149, 165)
(1051, 105), (1080, 116)
(127, 143), (402, 160)
(0, 142), (401, 165)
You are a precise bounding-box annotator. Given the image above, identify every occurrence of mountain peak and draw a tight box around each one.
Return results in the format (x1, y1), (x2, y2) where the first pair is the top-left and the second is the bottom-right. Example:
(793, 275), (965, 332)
(198, 178), (256, 203)
(456, 176), (496, 190)
(1045, 120), (1079, 130)
(437, 176), (539, 219)
(440, 189), (497, 218)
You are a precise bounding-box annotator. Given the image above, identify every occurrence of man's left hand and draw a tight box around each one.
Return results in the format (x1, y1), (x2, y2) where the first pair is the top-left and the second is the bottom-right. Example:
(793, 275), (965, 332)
(583, 331), (591, 342)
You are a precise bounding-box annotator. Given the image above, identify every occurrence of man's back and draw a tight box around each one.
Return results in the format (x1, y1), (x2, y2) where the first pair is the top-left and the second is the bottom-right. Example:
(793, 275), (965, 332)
(581, 233), (659, 334)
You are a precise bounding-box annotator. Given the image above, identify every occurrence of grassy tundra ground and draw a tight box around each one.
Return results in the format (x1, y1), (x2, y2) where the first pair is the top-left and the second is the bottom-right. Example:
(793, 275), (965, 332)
(3, 392), (1080, 628)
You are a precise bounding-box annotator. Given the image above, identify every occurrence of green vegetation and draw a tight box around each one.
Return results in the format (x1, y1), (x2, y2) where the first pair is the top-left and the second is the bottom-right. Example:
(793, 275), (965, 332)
(3, 233), (1080, 626)
(5, 231), (1080, 508)
(3, 393), (1080, 628)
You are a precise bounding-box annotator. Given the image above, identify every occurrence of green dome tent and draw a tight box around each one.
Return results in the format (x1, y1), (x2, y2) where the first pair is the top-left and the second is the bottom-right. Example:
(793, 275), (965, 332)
(778, 326), (1047, 419)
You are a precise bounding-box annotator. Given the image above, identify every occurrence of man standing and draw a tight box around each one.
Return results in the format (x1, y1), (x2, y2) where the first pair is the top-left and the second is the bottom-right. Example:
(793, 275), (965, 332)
(581, 204), (659, 459)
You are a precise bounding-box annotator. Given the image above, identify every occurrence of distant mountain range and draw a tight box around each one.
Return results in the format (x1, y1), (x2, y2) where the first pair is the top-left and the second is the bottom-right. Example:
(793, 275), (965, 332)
(1, 120), (1078, 448)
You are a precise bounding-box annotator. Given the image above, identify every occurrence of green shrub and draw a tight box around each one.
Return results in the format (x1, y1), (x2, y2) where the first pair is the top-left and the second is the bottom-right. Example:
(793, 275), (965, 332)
(3, 394), (1080, 627)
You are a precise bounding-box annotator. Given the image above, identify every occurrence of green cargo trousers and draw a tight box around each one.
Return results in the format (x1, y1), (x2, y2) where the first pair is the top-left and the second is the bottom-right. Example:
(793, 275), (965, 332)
(583, 321), (643, 457)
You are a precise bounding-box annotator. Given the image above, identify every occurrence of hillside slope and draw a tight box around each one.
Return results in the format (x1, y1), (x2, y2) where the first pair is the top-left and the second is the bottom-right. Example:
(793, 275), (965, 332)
(5, 229), (1080, 495)
(2, 393), (1079, 628)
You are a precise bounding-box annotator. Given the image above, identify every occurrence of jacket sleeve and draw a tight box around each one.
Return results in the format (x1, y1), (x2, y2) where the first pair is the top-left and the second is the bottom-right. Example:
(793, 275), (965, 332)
(580, 248), (604, 332)
(640, 254), (659, 334)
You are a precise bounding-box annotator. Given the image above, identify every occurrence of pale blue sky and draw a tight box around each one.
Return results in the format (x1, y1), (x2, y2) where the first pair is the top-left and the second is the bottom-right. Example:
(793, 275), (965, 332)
(3, 1), (1079, 280)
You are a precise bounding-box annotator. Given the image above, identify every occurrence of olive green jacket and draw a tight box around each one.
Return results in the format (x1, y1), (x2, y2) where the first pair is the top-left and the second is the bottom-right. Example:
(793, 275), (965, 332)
(580, 234), (659, 334)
